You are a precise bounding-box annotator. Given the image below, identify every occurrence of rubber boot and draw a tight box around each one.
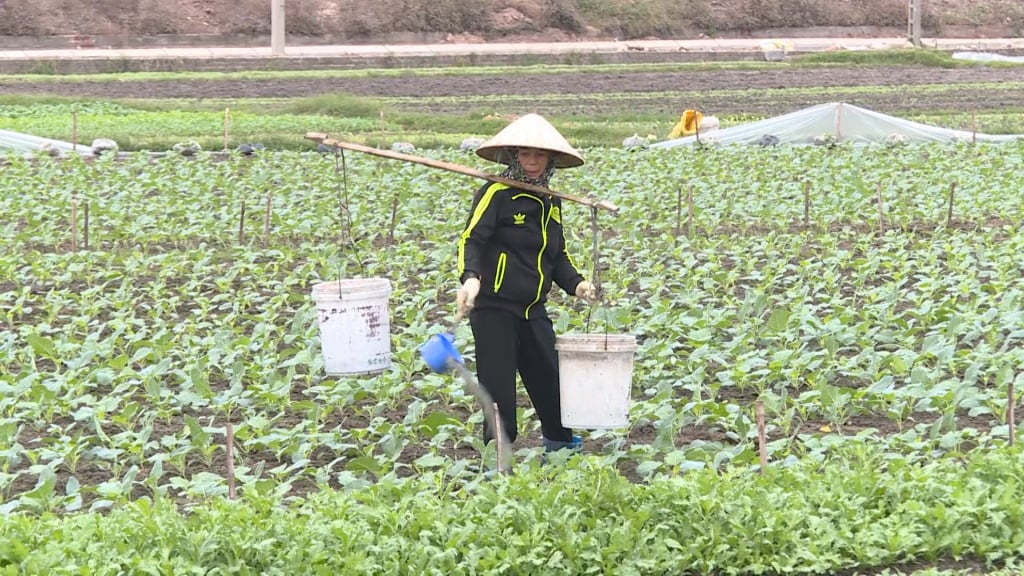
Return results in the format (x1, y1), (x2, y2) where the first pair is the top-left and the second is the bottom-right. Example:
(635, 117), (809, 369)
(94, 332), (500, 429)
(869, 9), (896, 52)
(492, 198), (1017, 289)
(543, 436), (583, 453)
(542, 435), (582, 466)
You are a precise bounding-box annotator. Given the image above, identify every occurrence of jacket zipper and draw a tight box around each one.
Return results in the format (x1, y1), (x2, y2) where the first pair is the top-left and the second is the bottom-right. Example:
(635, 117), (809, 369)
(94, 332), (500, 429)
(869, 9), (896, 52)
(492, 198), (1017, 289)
(513, 193), (549, 320)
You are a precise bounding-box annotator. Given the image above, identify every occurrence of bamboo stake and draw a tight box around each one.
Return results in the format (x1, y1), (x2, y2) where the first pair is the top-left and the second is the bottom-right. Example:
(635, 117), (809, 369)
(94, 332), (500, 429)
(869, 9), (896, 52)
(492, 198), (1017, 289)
(971, 109), (977, 144)
(264, 191), (272, 245)
(836, 102), (843, 143)
(226, 422), (236, 499)
(590, 206), (601, 296)
(876, 182), (885, 234)
(238, 200), (246, 245)
(803, 181), (810, 226)
(757, 400), (767, 475)
(224, 108), (231, 151)
(387, 191), (399, 247)
(1010, 380), (1016, 447)
(687, 184), (695, 240)
(83, 201), (89, 250)
(674, 186), (682, 240)
(70, 195), (78, 252)
(694, 107), (701, 145)
(946, 182), (957, 227)
(493, 402), (504, 476)
(379, 110), (386, 146)
(306, 132), (619, 214)
(72, 108), (78, 152)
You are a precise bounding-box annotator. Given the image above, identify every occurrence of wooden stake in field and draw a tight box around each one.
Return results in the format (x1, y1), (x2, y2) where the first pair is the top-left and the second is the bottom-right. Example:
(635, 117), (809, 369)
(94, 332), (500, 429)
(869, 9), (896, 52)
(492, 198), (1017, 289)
(876, 182), (885, 234)
(307, 133), (618, 214)
(238, 200), (246, 245)
(70, 195), (79, 252)
(756, 400), (768, 475)
(946, 182), (957, 227)
(687, 184), (695, 240)
(379, 110), (386, 146)
(83, 201), (90, 250)
(971, 109), (977, 144)
(224, 108), (231, 151)
(803, 181), (811, 227)
(836, 102), (844, 143)
(387, 191), (400, 247)
(225, 422), (236, 499)
(1010, 380), (1016, 447)
(263, 191), (273, 245)
(72, 107), (78, 152)
(674, 186), (682, 240)
(493, 402), (504, 476)
(590, 205), (601, 296)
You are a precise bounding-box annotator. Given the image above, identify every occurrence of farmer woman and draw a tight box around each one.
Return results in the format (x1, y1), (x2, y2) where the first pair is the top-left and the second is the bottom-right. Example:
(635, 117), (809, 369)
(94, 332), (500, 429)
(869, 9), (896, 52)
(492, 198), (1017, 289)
(456, 113), (599, 458)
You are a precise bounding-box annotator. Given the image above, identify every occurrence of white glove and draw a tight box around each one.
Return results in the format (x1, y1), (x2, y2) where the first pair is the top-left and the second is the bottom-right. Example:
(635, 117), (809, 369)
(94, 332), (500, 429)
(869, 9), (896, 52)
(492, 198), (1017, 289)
(457, 277), (481, 316)
(575, 281), (599, 303)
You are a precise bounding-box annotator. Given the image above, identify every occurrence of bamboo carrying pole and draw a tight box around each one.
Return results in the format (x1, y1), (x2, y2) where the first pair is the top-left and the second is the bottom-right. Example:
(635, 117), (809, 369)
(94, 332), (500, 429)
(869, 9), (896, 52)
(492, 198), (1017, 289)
(306, 133), (619, 214)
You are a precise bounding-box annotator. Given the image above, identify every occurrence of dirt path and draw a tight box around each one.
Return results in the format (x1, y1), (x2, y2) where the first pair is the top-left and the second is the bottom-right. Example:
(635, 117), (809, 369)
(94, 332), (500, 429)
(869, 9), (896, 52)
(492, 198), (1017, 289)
(2, 65), (1020, 115)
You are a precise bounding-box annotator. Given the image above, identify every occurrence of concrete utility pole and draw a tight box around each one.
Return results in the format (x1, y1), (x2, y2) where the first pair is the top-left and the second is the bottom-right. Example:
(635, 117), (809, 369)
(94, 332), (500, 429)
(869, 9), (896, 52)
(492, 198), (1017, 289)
(271, 0), (286, 55)
(907, 0), (923, 47)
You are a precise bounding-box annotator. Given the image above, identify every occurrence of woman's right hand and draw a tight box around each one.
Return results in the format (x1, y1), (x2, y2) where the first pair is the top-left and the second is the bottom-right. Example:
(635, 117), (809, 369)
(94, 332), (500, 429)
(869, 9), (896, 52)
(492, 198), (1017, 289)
(457, 277), (481, 316)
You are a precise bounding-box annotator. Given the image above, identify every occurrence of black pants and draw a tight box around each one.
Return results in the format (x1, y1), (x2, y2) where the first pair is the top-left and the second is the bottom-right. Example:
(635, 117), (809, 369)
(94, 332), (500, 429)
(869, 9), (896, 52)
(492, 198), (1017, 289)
(470, 307), (573, 445)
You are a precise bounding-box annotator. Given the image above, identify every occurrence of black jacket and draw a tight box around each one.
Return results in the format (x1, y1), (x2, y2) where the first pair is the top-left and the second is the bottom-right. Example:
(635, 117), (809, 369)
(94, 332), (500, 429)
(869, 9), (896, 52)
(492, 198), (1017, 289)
(458, 181), (584, 320)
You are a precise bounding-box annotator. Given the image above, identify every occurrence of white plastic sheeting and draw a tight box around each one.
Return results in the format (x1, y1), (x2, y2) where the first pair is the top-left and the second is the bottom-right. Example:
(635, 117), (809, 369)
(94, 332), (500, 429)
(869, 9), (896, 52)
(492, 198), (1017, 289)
(651, 102), (1024, 148)
(0, 129), (93, 156)
(952, 51), (1024, 64)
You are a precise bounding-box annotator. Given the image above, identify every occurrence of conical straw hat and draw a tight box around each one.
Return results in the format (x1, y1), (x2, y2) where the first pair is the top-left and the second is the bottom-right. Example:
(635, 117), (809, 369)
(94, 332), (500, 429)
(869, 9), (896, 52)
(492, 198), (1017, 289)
(476, 113), (584, 169)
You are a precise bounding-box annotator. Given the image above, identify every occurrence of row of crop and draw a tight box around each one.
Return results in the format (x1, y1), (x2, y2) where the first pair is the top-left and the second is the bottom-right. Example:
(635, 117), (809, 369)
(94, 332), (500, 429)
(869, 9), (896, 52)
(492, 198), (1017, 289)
(3, 145), (1024, 252)
(3, 449), (1024, 574)
(3, 146), (1024, 510)
(3, 231), (1022, 508)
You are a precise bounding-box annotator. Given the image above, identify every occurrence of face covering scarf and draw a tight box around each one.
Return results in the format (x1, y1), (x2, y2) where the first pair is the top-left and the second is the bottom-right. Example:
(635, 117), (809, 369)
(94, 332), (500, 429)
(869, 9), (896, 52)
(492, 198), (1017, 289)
(499, 147), (557, 188)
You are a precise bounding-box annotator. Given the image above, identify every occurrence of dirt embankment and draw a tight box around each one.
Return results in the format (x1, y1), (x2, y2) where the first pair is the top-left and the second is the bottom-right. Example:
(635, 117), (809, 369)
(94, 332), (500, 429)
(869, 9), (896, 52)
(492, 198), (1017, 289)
(0, 0), (1020, 40)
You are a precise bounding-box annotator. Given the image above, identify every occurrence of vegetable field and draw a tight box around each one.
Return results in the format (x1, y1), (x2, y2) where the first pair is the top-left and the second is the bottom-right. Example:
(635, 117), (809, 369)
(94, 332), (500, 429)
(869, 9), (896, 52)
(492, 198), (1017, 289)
(4, 142), (1024, 574)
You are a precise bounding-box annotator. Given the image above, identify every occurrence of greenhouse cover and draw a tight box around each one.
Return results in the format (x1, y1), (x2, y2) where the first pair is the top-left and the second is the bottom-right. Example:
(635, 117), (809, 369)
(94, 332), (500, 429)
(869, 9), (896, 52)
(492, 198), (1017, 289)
(651, 102), (1024, 147)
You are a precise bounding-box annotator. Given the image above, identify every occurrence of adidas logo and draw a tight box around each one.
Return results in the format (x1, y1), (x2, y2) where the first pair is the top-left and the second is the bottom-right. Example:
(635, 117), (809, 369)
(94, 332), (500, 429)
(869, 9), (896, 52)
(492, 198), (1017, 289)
(513, 213), (526, 225)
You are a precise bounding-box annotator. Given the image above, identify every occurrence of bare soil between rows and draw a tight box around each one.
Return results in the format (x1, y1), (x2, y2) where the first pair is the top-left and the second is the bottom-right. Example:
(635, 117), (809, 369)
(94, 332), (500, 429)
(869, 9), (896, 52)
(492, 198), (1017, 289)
(3, 65), (1022, 116)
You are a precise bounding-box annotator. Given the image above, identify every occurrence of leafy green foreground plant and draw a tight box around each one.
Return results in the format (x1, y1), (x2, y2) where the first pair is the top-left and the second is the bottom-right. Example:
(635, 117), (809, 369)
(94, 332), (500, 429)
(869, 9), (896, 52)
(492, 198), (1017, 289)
(2, 448), (1024, 575)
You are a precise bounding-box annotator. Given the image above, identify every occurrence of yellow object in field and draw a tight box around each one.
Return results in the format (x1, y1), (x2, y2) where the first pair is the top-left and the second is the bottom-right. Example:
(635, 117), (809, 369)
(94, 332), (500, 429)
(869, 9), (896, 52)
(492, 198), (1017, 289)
(669, 109), (703, 139)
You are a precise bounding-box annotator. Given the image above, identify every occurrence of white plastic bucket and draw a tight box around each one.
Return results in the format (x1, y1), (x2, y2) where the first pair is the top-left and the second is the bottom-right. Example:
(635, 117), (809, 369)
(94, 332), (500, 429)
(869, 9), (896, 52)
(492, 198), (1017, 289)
(311, 278), (392, 375)
(555, 333), (637, 429)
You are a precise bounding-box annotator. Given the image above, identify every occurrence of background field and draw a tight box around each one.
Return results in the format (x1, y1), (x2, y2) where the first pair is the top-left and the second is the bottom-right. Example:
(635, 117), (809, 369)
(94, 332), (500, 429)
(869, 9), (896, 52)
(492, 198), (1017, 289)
(4, 2), (1024, 573)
